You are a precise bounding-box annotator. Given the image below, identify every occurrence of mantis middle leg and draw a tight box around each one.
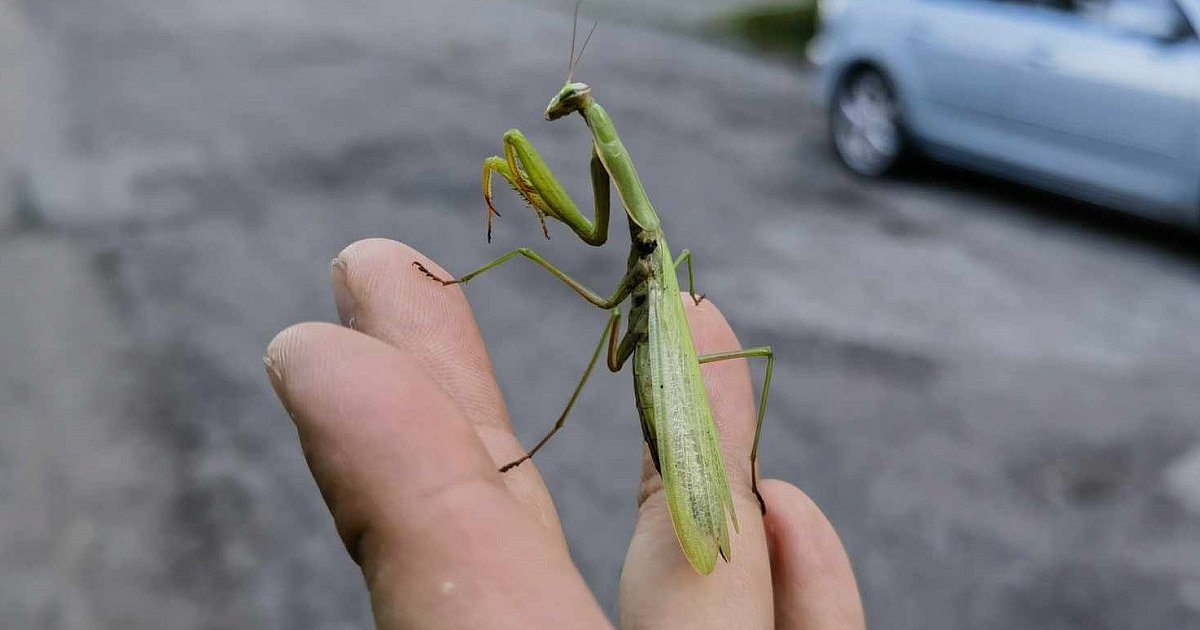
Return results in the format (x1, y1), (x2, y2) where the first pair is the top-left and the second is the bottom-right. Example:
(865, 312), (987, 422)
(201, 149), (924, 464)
(482, 130), (611, 245)
(673, 249), (705, 305)
(500, 307), (627, 472)
(698, 346), (774, 513)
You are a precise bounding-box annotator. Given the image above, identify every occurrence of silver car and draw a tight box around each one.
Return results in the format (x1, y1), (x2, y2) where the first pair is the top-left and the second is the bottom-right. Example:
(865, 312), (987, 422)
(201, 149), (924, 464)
(811, 0), (1200, 226)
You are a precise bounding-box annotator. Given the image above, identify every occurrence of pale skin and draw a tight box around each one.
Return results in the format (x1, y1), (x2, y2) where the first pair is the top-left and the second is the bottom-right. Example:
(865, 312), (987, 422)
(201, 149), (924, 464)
(264, 238), (865, 629)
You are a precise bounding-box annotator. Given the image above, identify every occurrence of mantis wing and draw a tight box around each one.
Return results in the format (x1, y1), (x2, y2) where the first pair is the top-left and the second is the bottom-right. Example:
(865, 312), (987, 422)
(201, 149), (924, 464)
(646, 244), (738, 575)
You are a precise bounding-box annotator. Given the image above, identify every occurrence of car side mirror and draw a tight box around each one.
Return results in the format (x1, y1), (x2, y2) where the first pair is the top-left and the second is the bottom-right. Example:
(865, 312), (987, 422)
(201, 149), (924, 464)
(1106, 1), (1191, 42)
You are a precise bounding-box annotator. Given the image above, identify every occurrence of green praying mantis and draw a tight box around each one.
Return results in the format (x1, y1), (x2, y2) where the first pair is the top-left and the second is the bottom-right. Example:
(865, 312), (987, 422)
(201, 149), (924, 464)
(413, 6), (774, 575)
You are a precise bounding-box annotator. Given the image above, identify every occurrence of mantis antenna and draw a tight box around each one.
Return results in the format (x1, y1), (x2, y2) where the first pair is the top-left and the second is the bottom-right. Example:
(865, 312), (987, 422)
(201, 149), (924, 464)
(572, 21), (598, 79)
(566, 0), (581, 81)
(566, 1), (598, 82)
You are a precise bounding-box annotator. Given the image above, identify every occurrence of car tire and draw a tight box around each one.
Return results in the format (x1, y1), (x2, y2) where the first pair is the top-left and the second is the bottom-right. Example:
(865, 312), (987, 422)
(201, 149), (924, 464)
(830, 66), (906, 177)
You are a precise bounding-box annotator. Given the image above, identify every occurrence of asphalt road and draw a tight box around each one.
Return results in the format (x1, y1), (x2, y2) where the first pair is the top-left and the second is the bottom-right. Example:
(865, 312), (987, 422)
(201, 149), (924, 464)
(3, 0), (1200, 628)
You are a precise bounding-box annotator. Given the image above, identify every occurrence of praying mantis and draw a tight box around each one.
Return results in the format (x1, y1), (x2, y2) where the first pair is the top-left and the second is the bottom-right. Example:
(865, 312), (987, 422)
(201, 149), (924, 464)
(413, 5), (775, 575)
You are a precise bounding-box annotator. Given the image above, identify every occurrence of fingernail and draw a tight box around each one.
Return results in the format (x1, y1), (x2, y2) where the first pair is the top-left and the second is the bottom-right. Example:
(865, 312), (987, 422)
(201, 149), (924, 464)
(330, 256), (358, 329)
(263, 354), (293, 419)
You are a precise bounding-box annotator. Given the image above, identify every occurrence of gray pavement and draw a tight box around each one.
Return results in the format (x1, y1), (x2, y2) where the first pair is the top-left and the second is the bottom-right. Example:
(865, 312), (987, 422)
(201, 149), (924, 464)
(3, 0), (1200, 628)
(0, 0), (25, 225)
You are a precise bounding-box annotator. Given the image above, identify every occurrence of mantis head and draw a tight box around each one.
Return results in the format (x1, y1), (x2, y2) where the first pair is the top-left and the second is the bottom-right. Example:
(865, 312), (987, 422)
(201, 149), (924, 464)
(545, 82), (592, 120)
(548, 3), (597, 121)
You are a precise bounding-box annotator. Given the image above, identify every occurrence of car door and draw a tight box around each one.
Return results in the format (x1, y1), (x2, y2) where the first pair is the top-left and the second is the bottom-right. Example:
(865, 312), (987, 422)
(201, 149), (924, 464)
(1009, 0), (1200, 218)
(906, 0), (1049, 154)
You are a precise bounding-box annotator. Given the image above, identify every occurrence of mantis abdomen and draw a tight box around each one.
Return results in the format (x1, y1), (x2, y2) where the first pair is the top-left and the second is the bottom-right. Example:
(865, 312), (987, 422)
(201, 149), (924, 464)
(634, 239), (738, 574)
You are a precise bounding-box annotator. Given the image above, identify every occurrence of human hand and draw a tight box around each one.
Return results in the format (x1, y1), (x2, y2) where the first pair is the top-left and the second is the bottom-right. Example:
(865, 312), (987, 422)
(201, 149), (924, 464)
(264, 238), (864, 629)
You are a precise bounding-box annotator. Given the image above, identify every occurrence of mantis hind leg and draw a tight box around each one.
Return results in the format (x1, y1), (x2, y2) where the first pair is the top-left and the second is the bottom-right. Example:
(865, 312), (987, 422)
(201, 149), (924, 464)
(500, 308), (623, 472)
(481, 129), (611, 246)
(673, 249), (705, 305)
(698, 346), (774, 514)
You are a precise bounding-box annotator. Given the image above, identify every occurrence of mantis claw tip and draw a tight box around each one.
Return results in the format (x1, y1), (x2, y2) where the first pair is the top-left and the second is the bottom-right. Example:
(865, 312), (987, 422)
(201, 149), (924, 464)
(499, 459), (526, 473)
(412, 260), (454, 285)
(753, 481), (766, 514)
(485, 200), (501, 243)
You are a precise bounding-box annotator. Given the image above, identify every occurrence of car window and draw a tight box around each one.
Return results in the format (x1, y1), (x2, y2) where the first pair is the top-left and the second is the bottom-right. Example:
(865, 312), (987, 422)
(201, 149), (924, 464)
(978, 0), (1086, 14)
(1026, 0), (1195, 38)
(1024, 0), (1080, 11)
(1097, 0), (1195, 39)
(980, 0), (1194, 38)
(1074, 0), (1110, 15)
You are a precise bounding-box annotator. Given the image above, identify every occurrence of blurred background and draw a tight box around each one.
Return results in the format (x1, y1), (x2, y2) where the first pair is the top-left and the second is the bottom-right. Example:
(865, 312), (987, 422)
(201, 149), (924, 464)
(2, 0), (1199, 628)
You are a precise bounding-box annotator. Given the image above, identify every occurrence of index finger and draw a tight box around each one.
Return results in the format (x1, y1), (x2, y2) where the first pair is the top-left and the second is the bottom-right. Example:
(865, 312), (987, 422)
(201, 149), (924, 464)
(330, 239), (560, 530)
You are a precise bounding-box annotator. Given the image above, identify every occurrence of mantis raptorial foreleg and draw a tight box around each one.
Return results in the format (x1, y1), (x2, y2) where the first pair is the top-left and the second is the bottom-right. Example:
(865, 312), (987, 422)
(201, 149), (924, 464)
(500, 308), (625, 472)
(673, 249), (705, 305)
(413, 247), (646, 309)
(698, 346), (775, 513)
(483, 129), (611, 245)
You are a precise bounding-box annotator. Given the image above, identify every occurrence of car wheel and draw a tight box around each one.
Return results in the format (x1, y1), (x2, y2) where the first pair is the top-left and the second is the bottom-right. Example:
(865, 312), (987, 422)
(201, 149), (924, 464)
(830, 67), (905, 176)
